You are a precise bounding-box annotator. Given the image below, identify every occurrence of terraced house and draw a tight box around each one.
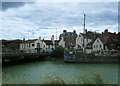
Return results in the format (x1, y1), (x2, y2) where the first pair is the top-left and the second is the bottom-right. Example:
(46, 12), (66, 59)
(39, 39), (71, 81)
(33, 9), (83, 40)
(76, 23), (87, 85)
(20, 35), (56, 53)
(93, 29), (120, 52)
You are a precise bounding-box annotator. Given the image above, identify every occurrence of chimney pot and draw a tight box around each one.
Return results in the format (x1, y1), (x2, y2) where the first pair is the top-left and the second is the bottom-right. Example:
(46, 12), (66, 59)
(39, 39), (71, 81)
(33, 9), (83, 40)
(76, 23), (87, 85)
(63, 30), (67, 33)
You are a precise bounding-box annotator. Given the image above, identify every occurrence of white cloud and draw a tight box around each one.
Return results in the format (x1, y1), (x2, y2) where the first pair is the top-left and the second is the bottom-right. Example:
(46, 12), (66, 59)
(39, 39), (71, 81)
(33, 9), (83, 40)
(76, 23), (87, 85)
(1, 2), (118, 40)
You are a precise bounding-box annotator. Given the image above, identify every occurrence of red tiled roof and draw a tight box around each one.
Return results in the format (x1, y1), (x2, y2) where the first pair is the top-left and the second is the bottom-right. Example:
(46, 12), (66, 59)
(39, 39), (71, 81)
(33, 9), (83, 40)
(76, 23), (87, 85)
(99, 36), (110, 45)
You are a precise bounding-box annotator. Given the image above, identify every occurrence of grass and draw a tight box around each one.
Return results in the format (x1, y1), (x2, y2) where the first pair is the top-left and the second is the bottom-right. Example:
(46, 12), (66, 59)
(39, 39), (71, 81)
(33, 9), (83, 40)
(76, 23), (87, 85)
(44, 72), (104, 85)
(2, 72), (104, 84)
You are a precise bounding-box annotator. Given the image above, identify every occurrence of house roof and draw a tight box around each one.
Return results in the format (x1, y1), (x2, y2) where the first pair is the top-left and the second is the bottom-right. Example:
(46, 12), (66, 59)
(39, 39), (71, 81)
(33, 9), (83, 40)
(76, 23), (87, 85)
(26, 39), (37, 42)
(99, 36), (110, 45)
(2, 39), (22, 43)
(80, 31), (101, 40)
(44, 40), (53, 45)
(85, 42), (93, 49)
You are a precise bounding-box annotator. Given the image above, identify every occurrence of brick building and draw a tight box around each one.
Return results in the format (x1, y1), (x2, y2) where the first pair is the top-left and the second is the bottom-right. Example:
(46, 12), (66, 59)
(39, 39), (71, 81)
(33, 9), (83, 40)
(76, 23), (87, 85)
(59, 30), (77, 50)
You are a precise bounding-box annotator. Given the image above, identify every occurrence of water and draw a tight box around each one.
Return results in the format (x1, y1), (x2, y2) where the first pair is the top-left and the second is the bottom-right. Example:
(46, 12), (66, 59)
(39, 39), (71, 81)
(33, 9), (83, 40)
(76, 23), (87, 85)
(2, 60), (118, 84)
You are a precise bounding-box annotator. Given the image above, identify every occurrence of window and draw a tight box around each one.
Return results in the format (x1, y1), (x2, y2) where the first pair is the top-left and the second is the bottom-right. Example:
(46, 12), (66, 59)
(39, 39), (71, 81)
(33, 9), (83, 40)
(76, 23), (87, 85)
(96, 45), (98, 48)
(94, 45), (95, 48)
(99, 45), (101, 48)
(32, 44), (34, 47)
(37, 43), (40, 48)
(97, 40), (99, 43)
(43, 45), (45, 48)
(87, 39), (88, 42)
(29, 43), (30, 48)
(48, 45), (50, 48)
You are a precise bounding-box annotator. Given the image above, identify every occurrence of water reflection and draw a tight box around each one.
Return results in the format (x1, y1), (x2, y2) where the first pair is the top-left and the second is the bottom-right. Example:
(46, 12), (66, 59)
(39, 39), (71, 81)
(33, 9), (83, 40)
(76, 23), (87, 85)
(2, 60), (118, 84)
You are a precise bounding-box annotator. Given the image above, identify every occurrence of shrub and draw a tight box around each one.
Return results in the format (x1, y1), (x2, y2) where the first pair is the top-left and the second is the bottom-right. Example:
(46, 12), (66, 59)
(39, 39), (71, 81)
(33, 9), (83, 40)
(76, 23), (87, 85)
(51, 46), (64, 58)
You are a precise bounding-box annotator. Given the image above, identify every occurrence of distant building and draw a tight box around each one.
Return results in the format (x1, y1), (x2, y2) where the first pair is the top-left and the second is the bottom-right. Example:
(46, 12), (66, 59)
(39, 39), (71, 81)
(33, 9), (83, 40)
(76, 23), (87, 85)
(85, 41), (93, 53)
(20, 35), (55, 53)
(1, 39), (22, 53)
(59, 30), (77, 50)
(93, 29), (120, 52)
(59, 37), (65, 48)
(76, 29), (100, 51)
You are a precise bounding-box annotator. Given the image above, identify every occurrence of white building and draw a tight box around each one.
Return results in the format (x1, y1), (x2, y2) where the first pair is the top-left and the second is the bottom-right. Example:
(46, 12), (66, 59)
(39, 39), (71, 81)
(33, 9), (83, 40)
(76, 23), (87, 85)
(76, 33), (92, 50)
(20, 35), (55, 53)
(59, 37), (65, 48)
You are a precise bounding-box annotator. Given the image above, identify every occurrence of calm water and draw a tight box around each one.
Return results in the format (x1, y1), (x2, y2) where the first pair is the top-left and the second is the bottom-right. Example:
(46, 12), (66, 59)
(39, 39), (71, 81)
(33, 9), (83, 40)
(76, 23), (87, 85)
(2, 60), (118, 84)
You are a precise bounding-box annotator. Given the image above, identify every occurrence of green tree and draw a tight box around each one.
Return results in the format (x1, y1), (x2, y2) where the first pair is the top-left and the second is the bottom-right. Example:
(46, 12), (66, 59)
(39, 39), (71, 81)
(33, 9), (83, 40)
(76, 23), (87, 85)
(51, 46), (64, 58)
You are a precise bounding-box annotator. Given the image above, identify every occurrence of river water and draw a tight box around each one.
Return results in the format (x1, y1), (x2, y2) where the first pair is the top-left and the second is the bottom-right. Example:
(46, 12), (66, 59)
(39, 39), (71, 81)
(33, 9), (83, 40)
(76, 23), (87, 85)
(2, 59), (118, 84)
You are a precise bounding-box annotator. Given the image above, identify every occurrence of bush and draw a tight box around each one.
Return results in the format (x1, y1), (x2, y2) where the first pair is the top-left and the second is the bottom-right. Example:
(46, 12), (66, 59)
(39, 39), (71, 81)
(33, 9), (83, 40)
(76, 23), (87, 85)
(51, 46), (64, 58)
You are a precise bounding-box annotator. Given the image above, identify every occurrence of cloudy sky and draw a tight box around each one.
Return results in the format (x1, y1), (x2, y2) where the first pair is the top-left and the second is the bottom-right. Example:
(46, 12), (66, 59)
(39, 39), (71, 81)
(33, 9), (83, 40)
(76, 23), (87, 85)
(1, 2), (118, 40)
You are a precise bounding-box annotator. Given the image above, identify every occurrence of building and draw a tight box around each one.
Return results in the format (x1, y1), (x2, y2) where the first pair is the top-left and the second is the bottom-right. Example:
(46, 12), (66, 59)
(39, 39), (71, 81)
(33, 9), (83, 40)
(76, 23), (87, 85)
(20, 35), (56, 53)
(59, 37), (65, 48)
(92, 29), (120, 52)
(76, 29), (100, 51)
(2, 39), (22, 53)
(59, 30), (77, 50)
(85, 41), (93, 53)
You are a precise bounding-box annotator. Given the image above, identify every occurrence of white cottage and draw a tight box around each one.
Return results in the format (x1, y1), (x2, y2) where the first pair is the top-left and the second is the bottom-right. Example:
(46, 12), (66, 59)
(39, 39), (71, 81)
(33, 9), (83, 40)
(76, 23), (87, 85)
(92, 37), (107, 51)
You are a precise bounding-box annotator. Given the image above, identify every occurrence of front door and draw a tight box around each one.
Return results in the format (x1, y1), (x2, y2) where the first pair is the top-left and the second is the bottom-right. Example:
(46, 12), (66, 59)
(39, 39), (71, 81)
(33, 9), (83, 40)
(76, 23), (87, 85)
(37, 43), (40, 53)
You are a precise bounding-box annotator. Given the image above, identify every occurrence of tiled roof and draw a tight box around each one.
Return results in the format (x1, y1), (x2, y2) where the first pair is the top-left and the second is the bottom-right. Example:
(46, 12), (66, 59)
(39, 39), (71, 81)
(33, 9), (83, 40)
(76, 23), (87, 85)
(44, 40), (53, 45)
(2, 39), (22, 43)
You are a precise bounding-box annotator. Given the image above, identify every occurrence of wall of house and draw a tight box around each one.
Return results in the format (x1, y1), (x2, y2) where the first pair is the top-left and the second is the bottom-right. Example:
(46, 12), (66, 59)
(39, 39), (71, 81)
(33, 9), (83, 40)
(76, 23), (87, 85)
(19, 38), (55, 53)
(76, 35), (92, 49)
(59, 37), (65, 48)
(86, 49), (92, 54)
(76, 35), (83, 49)
(92, 38), (104, 51)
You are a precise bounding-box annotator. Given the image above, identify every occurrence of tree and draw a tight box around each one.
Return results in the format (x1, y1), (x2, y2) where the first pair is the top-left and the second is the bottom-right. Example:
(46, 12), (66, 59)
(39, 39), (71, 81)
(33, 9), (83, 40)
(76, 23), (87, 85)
(51, 46), (64, 58)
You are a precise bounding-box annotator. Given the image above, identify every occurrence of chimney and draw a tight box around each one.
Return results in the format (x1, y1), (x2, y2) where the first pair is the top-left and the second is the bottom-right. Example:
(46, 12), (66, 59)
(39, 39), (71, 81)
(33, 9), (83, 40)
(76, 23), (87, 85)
(39, 36), (41, 40)
(51, 35), (55, 45)
(73, 30), (76, 33)
(104, 29), (108, 33)
(63, 30), (67, 33)
(23, 38), (25, 42)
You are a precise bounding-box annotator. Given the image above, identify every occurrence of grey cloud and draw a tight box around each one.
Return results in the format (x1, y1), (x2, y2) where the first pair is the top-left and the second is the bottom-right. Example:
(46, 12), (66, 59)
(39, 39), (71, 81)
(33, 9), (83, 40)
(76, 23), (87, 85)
(2, 2), (118, 40)
(2, 2), (25, 11)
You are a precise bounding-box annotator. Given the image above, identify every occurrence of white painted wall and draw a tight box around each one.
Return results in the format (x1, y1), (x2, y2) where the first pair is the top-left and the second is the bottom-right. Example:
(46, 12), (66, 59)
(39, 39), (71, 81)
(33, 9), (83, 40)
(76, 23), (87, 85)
(59, 37), (65, 48)
(76, 35), (84, 49)
(92, 38), (104, 51)
(76, 34), (92, 49)
(86, 49), (92, 54)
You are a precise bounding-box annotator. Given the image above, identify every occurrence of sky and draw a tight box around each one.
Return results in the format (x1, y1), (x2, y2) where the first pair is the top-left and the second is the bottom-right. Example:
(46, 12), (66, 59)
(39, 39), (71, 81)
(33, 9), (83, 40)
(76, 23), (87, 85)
(1, 1), (119, 40)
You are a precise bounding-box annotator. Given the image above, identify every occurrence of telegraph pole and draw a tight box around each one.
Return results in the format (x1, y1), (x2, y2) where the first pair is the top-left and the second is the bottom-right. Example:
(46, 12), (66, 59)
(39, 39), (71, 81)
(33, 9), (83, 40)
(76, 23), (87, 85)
(83, 14), (86, 33)
(83, 14), (86, 52)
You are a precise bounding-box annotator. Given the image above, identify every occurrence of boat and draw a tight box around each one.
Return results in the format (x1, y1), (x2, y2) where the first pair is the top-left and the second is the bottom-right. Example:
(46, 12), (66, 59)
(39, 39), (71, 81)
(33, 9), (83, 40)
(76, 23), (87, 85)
(64, 49), (75, 62)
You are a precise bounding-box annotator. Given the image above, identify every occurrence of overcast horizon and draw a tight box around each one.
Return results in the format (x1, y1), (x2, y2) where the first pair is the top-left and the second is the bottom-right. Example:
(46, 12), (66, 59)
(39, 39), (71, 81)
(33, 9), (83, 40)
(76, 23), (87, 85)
(1, 2), (119, 40)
